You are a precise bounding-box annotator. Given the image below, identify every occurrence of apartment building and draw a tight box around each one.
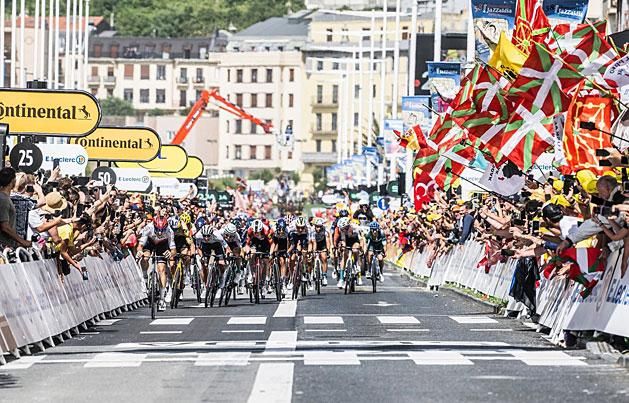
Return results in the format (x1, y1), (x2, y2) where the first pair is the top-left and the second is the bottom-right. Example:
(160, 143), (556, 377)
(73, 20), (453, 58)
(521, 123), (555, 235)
(87, 35), (227, 112)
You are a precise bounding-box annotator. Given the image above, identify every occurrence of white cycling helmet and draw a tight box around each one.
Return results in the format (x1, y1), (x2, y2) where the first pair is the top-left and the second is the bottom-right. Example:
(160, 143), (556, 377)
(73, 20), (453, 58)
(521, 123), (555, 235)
(200, 224), (214, 237)
(295, 216), (307, 228)
(224, 223), (237, 236)
(338, 217), (350, 229)
(252, 219), (264, 232)
(168, 216), (181, 229)
(314, 218), (326, 227)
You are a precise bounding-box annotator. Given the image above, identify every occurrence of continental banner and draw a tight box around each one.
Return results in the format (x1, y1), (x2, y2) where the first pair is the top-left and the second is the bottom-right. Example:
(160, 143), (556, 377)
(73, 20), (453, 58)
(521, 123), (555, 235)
(0, 88), (101, 136)
(71, 126), (161, 162)
(151, 156), (204, 180)
(117, 145), (188, 173)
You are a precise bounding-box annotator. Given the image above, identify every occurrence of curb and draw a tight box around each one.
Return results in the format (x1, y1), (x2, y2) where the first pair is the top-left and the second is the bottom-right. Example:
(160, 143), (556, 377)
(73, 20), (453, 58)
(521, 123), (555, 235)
(388, 262), (503, 314)
(586, 341), (629, 369)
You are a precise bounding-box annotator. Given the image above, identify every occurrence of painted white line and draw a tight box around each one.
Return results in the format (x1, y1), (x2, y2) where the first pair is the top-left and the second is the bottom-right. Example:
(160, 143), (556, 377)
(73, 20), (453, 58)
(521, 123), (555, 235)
(80, 332), (101, 335)
(222, 330), (265, 334)
(84, 353), (146, 368)
(449, 316), (498, 324)
(383, 273), (394, 277)
(265, 331), (297, 354)
(140, 331), (183, 335)
(304, 351), (360, 366)
(386, 328), (430, 332)
(377, 316), (420, 324)
(408, 351), (474, 366)
(305, 329), (347, 333)
(96, 319), (120, 326)
(2, 356), (46, 369)
(195, 352), (251, 366)
(470, 328), (513, 332)
(304, 316), (344, 325)
(510, 351), (588, 366)
(273, 299), (297, 318)
(247, 363), (294, 403)
(150, 318), (194, 326)
(227, 316), (267, 325)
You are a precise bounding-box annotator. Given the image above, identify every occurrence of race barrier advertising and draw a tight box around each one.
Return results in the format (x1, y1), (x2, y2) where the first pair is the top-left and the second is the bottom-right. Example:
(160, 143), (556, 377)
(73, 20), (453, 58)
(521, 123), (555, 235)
(0, 253), (146, 364)
(389, 241), (629, 342)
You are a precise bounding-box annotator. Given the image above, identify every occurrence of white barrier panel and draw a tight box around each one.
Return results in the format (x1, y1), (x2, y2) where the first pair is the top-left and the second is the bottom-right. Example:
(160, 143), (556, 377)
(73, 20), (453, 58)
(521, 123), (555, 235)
(0, 253), (145, 353)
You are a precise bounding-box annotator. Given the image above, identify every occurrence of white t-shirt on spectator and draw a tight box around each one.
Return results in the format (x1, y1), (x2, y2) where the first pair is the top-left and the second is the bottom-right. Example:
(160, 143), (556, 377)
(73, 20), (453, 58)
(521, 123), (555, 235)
(27, 208), (52, 242)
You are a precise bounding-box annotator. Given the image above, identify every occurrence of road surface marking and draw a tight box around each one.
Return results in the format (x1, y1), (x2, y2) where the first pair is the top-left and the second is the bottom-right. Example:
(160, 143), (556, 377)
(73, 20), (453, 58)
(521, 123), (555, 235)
(80, 332), (101, 335)
(273, 299), (297, 317)
(408, 351), (474, 365)
(2, 356), (46, 369)
(470, 328), (513, 332)
(449, 316), (498, 324)
(386, 329), (429, 332)
(97, 319), (120, 326)
(84, 352), (146, 368)
(304, 351), (360, 366)
(265, 331), (297, 354)
(304, 316), (344, 324)
(305, 329), (347, 332)
(195, 352), (251, 366)
(222, 330), (265, 334)
(247, 363), (294, 403)
(509, 351), (588, 366)
(377, 316), (420, 324)
(140, 331), (183, 335)
(227, 316), (267, 325)
(364, 301), (399, 307)
(150, 318), (194, 326)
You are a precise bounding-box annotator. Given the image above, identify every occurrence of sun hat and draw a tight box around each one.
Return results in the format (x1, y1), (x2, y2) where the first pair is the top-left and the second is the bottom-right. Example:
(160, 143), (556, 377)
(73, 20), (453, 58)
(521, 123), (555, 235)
(41, 191), (68, 214)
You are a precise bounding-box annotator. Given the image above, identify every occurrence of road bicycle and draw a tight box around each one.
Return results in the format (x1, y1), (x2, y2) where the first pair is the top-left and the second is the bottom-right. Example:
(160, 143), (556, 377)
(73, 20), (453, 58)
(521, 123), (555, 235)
(368, 252), (381, 294)
(219, 255), (239, 307)
(170, 254), (185, 309)
(270, 254), (283, 302)
(312, 251), (324, 295)
(143, 253), (163, 319)
(203, 255), (220, 308)
(344, 247), (361, 295)
(190, 255), (202, 303)
(249, 251), (269, 304)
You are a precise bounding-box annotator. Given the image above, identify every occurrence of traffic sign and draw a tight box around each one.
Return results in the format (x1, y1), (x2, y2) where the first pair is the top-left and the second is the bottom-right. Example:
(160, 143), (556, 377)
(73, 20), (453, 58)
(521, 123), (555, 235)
(91, 166), (117, 185)
(72, 126), (161, 162)
(9, 142), (43, 173)
(377, 197), (390, 210)
(387, 181), (399, 195)
(369, 191), (380, 206)
(0, 88), (101, 136)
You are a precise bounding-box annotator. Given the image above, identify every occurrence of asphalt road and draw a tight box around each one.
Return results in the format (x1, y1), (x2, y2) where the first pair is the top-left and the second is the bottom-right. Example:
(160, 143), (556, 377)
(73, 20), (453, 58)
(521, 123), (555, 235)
(2, 268), (628, 402)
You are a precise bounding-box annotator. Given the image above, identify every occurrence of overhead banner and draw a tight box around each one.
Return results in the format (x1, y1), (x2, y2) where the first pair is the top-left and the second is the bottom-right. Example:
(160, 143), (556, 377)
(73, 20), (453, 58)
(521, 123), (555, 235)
(117, 145), (188, 173)
(151, 156), (204, 180)
(71, 126), (161, 162)
(471, 0), (515, 61)
(426, 62), (461, 114)
(383, 119), (404, 157)
(112, 168), (152, 193)
(401, 96), (432, 135)
(0, 88), (101, 136)
(41, 144), (88, 176)
(542, 0), (588, 23)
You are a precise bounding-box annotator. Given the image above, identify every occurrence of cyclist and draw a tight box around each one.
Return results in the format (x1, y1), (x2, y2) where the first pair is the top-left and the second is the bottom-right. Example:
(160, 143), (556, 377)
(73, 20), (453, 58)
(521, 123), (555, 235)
(168, 216), (195, 302)
(353, 200), (375, 224)
(137, 216), (176, 312)
(330, 209), (349, 279)
(333, 217), (364, 289)
(270, 218), (290, 294)
(195, 224), (227, 294)
(365, 221), (386, 283)
(312, 217), (331, 286)
(288, 216), (315, 290)
(245, 219), (272, 295)
(220, 222), (242, 290)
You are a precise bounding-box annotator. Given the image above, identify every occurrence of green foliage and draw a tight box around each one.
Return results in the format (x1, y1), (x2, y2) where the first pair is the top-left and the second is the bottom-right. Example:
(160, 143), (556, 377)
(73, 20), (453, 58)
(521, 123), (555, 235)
(249, 168), (274, 184)
(147, 108), (168, 116)
(290, 172), (300, 184)
(208, 176), (237, 191)
(100, 97), (135, 117)
(312, 167), (327, 192)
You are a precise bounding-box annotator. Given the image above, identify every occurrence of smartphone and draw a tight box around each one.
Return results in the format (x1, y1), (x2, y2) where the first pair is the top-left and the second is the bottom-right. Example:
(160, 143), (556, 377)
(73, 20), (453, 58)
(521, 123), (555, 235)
(501, 249), (516, 257)
(623, 181), (629, 193)
(595, 149), (610, 157)
(53, 158), (60, 169)
(25, 184), (34, 193)
(512, 218), (526, 226)
(532, 221), (540, 236)
(563, 176), (574, 195)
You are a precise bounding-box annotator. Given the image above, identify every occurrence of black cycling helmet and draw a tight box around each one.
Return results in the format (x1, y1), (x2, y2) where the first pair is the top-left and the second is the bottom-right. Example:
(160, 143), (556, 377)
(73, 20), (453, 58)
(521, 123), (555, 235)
(542, 203), (564, 223)
(338, 209), (349, 218)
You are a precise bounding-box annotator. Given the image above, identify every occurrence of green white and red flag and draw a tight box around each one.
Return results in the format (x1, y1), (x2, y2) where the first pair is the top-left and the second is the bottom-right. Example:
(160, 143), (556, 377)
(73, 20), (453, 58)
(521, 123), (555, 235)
(472, 65), (512, 120)
(512, 0), (550, 53)
(546, 21), (607, 54)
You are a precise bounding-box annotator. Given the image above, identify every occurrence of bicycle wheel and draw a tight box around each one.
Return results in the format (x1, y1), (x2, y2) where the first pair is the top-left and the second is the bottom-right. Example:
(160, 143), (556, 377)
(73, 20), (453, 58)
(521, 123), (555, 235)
(273, 261), (282, 302)
(149, 270), (157, 319)
(210, 266), (219, 307)
(344, 259), (352, 295)
(371, 257), (377, 293)
(171, 263), (182, 309)
(192, 262), (202, 303)
(254, 260), (261, 304)
(315, 259), (321, 295)
(292, 259), (300, 300)
(224, 265), (234, 307)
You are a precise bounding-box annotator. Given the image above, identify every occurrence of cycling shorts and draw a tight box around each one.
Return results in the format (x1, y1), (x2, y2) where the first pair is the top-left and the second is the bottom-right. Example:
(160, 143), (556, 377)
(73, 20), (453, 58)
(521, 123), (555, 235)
(200, 241), (225, 258)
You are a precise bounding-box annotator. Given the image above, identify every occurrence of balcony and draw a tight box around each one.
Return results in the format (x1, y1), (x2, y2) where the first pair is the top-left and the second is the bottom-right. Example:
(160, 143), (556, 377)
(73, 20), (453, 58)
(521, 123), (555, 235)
(302, 152), (337, 164)
(103, 76), (116, 86)
(193, 77), (205, 87)
(311, 125), (337, 137)
(177, 76), (189, 86)
(87, 76), (100, 86)
(311, 96), (338, 109)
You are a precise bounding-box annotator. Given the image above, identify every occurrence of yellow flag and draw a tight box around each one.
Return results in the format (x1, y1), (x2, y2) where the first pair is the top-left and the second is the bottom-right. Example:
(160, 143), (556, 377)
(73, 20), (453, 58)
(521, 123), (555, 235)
(488, 32), (528, 80)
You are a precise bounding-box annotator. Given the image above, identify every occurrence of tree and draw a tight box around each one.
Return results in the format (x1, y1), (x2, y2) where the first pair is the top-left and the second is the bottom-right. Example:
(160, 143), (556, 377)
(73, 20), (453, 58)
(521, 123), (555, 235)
(312, 167), (327, 192)
(100, 97), (135, 116)
(249, 168), (274, 184)
(147, 108), (168, 116)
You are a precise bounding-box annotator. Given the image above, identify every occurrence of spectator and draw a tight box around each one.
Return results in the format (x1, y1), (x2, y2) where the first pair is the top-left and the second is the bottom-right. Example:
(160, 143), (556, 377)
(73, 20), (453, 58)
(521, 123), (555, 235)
(458, 202), (475, 245)
(0, 167), (32, 249)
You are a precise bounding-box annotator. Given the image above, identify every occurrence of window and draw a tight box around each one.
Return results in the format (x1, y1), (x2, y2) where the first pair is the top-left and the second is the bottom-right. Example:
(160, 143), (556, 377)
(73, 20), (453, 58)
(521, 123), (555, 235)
(316, 85), (323, 103)
(107, 66), (114, 77)
(110, 44), (119, 58)
(250, 123), (257, 134)
(235, 119), (242, 134)
(317, 61), (323, 71)
(183, 47), (191, 59)
(362, 28), (370, 42)
(107, 88), (113, 97)
(332, 140), (336, 153)
(124, 64), (133, 79)
(332, 62), (339, 70)
(179, 90), (187, 107)
(266, 68), (273, 83)
(236, 93), (243, 106)
(402, 26), (409, 40)
(196, 68), (203, 83)
(316, 140), (322, 153)
(140, 89), (149, 103)
(140, 65), (150, 80)
(331, 113), (337, 131)
(342, 28), (349, 42)
(123, 88), (133, 102)
(354, 112), (359, 126)
(265, 145), (272, 160)
(156, 89), (166, 103)
(94, 44), (102, 57)
(227, 69), (231, 82)
(251, 69), (258, 83)
(179, 67), (187, 82)
(332, 85), (339, 104)
(266, 94), (273, 108)
(288, 150), (293, 159)
(288, 94), (294, 108)
(355, 84), (360, 98)
(326, 28), (333, 42)
(156, 65), (166, 80)
(289, 68), (295, 82)
(251, 93), (258, 108)
(235, 145), (242, 160)
(91, 66), (98, 76)
(373, 84), (377, 97)
(250, 145), (257, 160)
(226, 146), (229, 158)
(196, 89), (203, 100)
(236, 69), (243, 83)
(316, 113), (322, 131)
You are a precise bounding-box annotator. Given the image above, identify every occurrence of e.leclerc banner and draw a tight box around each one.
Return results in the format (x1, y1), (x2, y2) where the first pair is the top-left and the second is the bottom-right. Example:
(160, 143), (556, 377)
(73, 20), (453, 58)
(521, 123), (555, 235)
(71, 126), (161, 162)
(0, 88), (101, 136)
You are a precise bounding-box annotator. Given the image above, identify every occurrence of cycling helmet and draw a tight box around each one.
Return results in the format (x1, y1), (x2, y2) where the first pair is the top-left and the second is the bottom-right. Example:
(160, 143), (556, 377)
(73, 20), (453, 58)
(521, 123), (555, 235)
(179, 212), (191, 225)
(195, 216), (207, 230)
(542, 203), (564, 223)
(359, 199), (369, 206)
(369, 221), (380, 230)
(154, 217), (168, 233)
(224, 223), (238, 236)
(338, 209), (349, 218)
(168, 216), (181, 230)
(295, 216), (307, 228)
(252, 219), (264, 233)
(314, 218), (326, 227)
(276, 218), (287, 231)
(338, 217), (350, 229)
(200, 224), (214, 237)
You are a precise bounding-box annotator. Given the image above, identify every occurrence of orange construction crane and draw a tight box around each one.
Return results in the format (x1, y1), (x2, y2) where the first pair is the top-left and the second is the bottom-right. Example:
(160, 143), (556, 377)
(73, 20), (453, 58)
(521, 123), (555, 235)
(170, 89), (273, 145)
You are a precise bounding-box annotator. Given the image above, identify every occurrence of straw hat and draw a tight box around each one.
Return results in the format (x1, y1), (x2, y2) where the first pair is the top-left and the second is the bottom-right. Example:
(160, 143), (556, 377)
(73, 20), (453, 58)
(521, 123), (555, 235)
(41, 191), (68, 214)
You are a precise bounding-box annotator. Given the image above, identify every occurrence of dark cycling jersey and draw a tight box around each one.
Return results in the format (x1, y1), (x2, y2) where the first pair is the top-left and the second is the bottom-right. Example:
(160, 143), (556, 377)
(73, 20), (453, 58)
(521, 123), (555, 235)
(271, 229), (289, 251)
(313, 228), (329, 251)
(366, 229), (386, 251)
